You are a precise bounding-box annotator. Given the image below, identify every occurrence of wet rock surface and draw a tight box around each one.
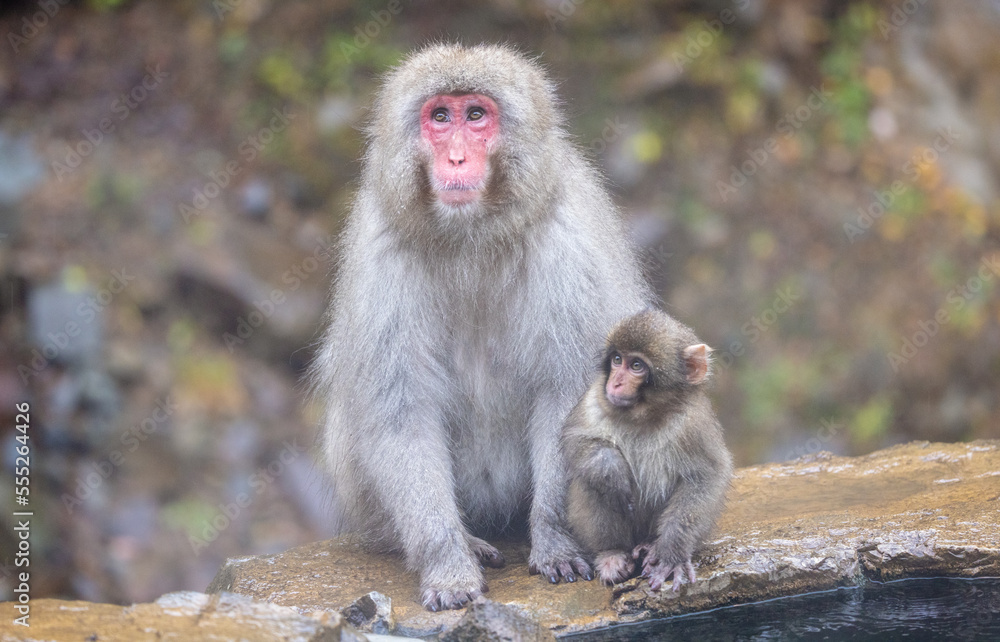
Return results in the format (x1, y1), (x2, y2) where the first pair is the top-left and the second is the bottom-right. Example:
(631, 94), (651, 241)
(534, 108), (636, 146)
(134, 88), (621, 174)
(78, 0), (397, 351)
(342, 591), (396, 635)
(0, 590), (356, 642)
(618, 439), (1000, 620)
(206, 440), (1000, 637)
(439, 599), (556, 642)
(5, 441), (995, 640)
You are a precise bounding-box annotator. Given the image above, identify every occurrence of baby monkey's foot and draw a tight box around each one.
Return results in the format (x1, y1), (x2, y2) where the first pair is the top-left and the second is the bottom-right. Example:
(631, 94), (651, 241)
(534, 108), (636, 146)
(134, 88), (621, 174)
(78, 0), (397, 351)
(594, 550), (635, 586)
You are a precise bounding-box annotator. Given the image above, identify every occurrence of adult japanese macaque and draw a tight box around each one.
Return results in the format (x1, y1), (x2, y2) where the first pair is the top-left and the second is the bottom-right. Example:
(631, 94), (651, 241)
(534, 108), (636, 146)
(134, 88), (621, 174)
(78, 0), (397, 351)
(313, 44), (651, 611)
(562, 310), (733, 591)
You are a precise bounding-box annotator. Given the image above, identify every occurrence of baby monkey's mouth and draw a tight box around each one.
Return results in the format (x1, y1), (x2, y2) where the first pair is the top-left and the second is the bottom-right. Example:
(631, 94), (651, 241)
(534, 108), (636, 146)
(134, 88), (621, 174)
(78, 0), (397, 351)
(606, 393), (638, 408)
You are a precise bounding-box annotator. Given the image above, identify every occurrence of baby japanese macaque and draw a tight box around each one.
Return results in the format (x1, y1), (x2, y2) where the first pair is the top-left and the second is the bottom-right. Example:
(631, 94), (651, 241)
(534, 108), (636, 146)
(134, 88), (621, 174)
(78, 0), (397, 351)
(562, 309), (733, 590)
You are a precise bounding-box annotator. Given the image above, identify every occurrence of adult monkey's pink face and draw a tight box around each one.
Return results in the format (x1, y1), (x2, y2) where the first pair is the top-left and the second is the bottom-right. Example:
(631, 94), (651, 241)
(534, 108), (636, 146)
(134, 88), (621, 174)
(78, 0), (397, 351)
(419, 93), (499, 206)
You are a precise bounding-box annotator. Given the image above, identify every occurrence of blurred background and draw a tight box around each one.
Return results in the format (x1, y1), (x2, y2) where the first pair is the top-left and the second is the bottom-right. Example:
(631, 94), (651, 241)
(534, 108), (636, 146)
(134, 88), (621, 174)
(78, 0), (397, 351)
(0, 0), (998, 606)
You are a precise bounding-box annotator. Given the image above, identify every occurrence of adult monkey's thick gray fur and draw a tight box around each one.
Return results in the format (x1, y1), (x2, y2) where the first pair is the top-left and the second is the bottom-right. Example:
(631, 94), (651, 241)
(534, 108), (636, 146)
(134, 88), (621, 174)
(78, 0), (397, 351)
(313, 43), (651, 611)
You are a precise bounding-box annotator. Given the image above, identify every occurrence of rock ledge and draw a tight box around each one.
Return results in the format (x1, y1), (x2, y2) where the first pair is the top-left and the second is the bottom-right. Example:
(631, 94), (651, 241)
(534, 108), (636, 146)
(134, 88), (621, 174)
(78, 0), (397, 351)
(206, 440), (1000, 637)
(4, 441), (996, 640)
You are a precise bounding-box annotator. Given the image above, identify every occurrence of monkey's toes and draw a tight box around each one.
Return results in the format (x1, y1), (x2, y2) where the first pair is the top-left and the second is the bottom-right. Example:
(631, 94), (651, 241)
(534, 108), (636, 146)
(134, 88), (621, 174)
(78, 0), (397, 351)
(529, 561), (565, 583)
(420, 585), (483, 612)
(468, 537), (505, 568)
(633, 543), (660, 577)
(529, 561), (551, 583)
(529, 556), (593, 584)
(574, 557), (595, 582)
(560, 557), (595, 582)
(644, 560), (696, 592)
(645, 566), (669, 592)
(479, 548), (505, 568)
(672, 560), (696, 592)
(632, 542), (655, 562)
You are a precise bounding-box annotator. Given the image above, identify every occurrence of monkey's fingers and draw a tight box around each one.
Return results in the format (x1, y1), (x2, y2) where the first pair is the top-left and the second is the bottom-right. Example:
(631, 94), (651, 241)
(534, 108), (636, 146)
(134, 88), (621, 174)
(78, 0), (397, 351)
(639, 556), (659, 577)
(528, 561), (561, 584)
(558, 561), (578, 582)
(420, 584), (484, 612)
(646, 564), (672, 592)
(641, 559), (691, 592)
(467, 536), (506, 568)
(529, 557), (593, 584)
(635, 545), (661, 581)
(571, 556), (595, 582)
(670, 565), (686, 592)
(647, 569), (665, 592)
(479, 549), (506, 569)
(667, 561), (696, 592)
(562, 557), (595, 582)
(632, 542), (654, 561)
(648, 561), (695, 592)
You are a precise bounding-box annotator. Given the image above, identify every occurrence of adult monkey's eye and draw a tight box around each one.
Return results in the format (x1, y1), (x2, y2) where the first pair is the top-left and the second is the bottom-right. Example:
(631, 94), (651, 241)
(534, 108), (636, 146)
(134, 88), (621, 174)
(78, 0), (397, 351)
(467, 107), (485, 121)
(432, 108), (449, 122)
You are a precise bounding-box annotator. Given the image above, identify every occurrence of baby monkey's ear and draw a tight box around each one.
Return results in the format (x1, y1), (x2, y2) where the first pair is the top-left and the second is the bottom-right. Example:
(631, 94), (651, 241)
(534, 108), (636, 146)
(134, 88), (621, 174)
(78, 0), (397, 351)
(683, 344), (712, 385)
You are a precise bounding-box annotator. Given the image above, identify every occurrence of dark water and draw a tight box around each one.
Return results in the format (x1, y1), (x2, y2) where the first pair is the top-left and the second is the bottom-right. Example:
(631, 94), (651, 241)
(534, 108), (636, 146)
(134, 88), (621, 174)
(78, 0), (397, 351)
(567, 578), (1000, 641)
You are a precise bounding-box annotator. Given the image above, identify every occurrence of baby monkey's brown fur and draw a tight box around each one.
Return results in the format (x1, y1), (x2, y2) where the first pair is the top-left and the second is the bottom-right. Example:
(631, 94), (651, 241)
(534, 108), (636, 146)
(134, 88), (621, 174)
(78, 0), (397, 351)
(562, 310), (733, 591)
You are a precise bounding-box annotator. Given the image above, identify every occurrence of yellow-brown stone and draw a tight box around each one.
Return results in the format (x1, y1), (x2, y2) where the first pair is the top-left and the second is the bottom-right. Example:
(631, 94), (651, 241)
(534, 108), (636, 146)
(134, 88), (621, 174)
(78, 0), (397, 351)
(3, 441), (996, 639)
(208, 440), (1000, 636)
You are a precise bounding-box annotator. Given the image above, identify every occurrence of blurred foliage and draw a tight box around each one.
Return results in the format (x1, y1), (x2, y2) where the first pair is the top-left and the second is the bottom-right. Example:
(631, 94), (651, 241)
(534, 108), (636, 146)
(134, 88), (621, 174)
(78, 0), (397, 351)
(161, 497), (218, 539)
(851, 394), (894, 443)
(87, 0), (130, 11)
(820, 4), (875, 146)
(257, 53), (306, 101)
